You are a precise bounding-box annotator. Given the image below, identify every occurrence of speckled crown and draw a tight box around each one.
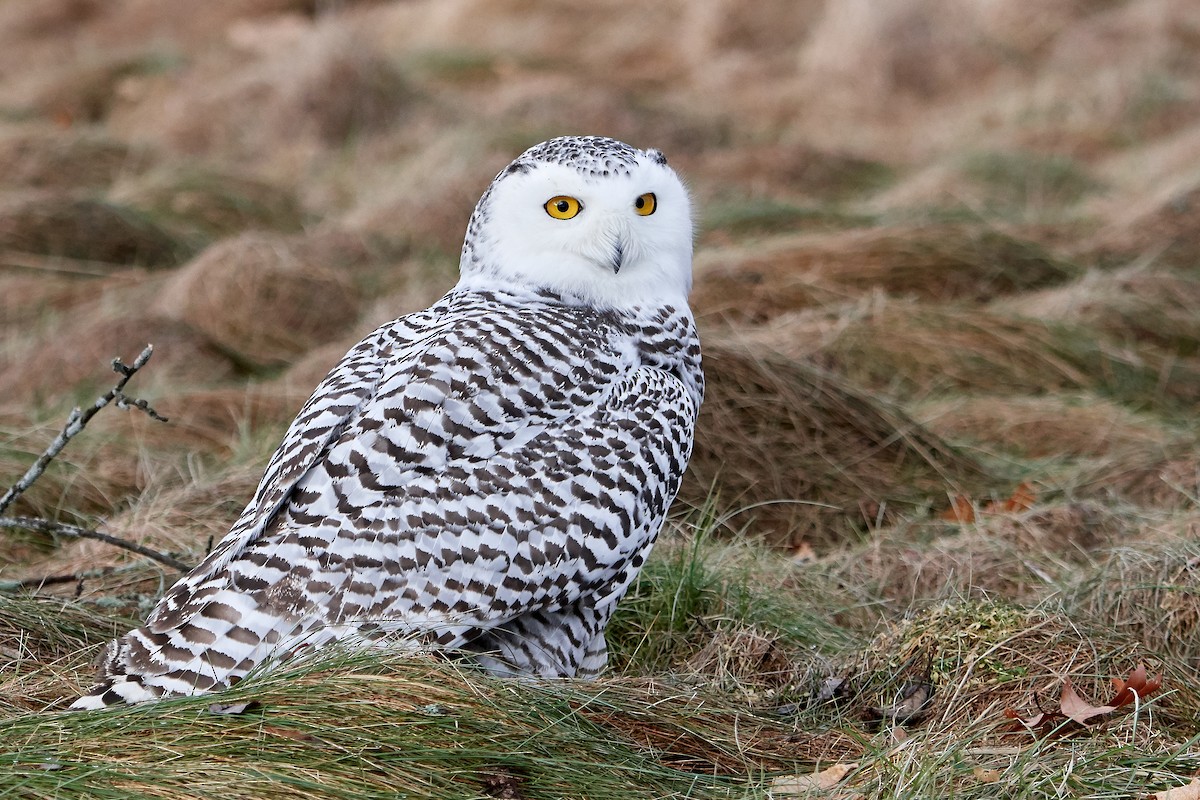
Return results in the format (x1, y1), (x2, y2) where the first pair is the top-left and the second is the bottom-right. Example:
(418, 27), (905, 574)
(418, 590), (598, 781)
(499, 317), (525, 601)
(505, 136), (667, 179)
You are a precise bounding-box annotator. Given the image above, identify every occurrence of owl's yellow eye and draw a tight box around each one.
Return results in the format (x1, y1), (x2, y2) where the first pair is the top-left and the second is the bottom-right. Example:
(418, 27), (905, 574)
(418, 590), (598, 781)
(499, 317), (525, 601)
(544, 195), (582, 220)
(634, 192), (657, 216)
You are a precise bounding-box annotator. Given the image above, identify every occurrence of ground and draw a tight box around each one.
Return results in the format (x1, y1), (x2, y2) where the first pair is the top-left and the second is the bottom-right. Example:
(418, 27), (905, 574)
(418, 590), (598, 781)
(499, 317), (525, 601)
(2, 1), (1200, 798)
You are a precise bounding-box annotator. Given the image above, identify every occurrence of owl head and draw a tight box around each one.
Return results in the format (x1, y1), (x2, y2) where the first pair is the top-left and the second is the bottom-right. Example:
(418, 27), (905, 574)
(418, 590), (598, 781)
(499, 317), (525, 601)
(456, 136), (694, 308)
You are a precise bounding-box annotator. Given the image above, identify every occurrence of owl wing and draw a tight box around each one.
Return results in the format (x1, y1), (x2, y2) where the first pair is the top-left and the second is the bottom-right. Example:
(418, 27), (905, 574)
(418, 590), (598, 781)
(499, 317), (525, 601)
(144, 299), (451, 629)
(241, 323), (700, 652)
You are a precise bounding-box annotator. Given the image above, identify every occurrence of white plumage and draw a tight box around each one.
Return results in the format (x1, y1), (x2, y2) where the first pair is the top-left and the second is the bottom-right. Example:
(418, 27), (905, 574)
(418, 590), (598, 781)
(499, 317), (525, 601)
(73, 136), (703, 708)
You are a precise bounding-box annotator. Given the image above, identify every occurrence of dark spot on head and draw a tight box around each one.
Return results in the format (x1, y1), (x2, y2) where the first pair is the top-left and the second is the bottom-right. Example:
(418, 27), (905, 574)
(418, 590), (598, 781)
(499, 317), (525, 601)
(517, 136), (649, 177)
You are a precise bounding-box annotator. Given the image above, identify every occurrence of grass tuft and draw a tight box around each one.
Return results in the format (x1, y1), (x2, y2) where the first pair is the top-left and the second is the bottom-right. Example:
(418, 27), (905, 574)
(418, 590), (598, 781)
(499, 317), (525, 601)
(0, 193), (193, 268)
(684, 340), (985, 546)
(2, 611), (814, 799)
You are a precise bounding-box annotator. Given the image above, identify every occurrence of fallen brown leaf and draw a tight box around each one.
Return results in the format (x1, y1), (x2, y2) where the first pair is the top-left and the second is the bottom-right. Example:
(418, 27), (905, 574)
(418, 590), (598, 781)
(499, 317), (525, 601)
(946, 481), (1038, 524)
(1003, 706), (1048, 730)
(941, 495), (975, 523)
(790, 543), (817, 564)
(1059, 680), (1117, 726)
(1110, 663), (1163, 707)
(260, 724), (320, 743)
(868, 681), (934, 725)
(771, 762), (856, 794)
(984, 481), (1037, 513)
(1154, 777), (1200, 800)
(1005, 664), (1165, 735)
(972, 767), (1001, 783)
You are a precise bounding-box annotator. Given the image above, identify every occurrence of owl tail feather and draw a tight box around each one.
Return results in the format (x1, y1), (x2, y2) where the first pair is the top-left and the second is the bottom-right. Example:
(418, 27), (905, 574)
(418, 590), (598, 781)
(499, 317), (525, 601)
(69, 677), (162, 710)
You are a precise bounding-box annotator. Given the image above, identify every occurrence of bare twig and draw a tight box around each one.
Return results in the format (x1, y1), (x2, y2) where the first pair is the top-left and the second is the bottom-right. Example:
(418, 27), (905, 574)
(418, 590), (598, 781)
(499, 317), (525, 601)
(0, 344), (166, 518)
(0, 516), (192, 572)
(0, 344), (188, 573)
(0, 572), (85, 593)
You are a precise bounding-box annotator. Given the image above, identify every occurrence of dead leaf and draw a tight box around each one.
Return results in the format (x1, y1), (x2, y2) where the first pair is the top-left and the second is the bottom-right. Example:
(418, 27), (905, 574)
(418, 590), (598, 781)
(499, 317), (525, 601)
(1109, 663), (1163, 708)
(771, 763), (856, 794)
(868, 681), (934, 725)
(990, 481), (1036, 513)
(981, 481), (1037, 514)
(1004, 706), (1051, 731)
(1004, 665), (1165, 735)
(482, 768), (529, 799)
(790, 543), (817, 564)
(941, 495), (975, 523)
(261, 724), (319, 743)
(972, 767), (1001, 783)
(1005, 681), (1116, 731)
(947, 481), (1038, 524)
(1059, 680), (1118, 725)
(1154, 777), (1200, 800)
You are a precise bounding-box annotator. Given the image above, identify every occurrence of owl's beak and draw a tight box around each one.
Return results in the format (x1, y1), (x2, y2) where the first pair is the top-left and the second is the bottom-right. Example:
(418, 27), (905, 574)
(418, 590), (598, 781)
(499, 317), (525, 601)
(611, 241), (625, 274)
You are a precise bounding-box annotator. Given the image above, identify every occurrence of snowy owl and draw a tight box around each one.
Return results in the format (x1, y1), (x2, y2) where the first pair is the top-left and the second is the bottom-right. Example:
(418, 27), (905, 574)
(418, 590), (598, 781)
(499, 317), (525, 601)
(72, 136), (703, 708)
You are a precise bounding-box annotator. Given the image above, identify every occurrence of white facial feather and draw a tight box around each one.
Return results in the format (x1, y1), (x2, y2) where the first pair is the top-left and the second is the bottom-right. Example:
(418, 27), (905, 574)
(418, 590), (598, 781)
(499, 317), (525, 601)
(455, 139), (694, 308)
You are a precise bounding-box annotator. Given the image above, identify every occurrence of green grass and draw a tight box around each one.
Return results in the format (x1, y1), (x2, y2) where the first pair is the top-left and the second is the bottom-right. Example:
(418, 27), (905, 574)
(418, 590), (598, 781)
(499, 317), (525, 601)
(608, 518), (860, 681)
(410, 50), (503, 84)
(10, 516), (1198, 799)
(1, 656), (780, 799)
(0, 590), (804, 800)
(701, 197), (872, 237)
(960, 150), (1103, 215)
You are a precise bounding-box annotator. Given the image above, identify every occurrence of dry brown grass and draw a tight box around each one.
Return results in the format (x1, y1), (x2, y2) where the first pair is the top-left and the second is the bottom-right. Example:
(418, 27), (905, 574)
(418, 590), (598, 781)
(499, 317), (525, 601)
(736, 297), (1200, 406)
(693, 223), (1074, 325)
(1004, 266), (1200, 355)
(917, 394), (1177, 460)
(1087, 151), (1200, 267)
(0, 124), (155, 190)
(690, 142), (892, 202)
(850, 600), (1199, 741)
(826, 502), (1129, 613)
(155, 232), (361, 369)
(148, 385), (305, 454)
(0, 192), (190, 268)
(343, 134), (504, 256)
(19, 47), (179, 126)
(788, 0), (1200, 163)
(14, 464), (267, 588)
(109, 166), (307, 242)
(1065, 515), (1200, 666)
(101, 19), (424, 171)
(1082, 451), (1200, 511)
(684, 339), (983, 547)
(0, 272), (101, 328)
(0, 413), (147, 523)
(0, 304), (237, 406)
